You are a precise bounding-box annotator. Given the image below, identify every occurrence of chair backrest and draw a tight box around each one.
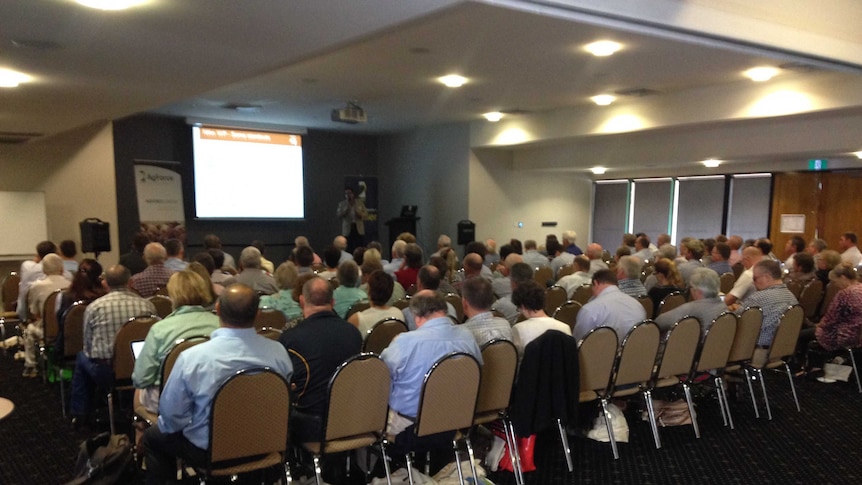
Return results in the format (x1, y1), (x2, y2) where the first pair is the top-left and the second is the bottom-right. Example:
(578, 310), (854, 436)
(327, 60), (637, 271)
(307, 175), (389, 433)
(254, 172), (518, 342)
(208, 368), (290, 466)
(719, 272), (735, 295)
(695, 312), (737, 372)
(329, 277), (340, 289)
(768, 305), (805, 362)
(636, 294), (654, 319)
(552, 301), (581, 330)
(476, 339), (518, 416)
(785, 280), (803, 299)
(257, 327), (282, 341)
(798, 279), (823, 319)
(160, 336), (209, 392)
(572, 284), (592, 306)
(821, 281), (841, 319)
(154, 286), (169, 297)
(658, 292), (685, 315)
(113, 315), (160, 381)
(578, 327), (618, 398)
(322, 354), (391, 444)
(254, 307), (288, 331)
(414, 352), (481, 437)
(641, 265), (654, 282)
(611, 321), (660, 390)
(345, 300), (371, 320)
(655, 317), (701, 380)
(363, 318), (407, 354)
(727, 306), (763, 364)
(148, 295), (174, 319)
(444, 293), (464, 323)
(62, 301), (88, 357)
(2, 272), (19, 312)
(544, 286), (568, 315)
(557, 264), (576, 279)
(533, 266), (554, 287)
(732, 262), (744, 280)
(392, 298), (410, 310)
(42, 289), (64, 344)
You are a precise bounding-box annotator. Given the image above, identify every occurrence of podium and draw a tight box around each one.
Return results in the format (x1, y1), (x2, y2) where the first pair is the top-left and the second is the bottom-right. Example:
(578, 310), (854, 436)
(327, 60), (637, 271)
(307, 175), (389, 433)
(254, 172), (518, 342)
(385, 217), (420, 249)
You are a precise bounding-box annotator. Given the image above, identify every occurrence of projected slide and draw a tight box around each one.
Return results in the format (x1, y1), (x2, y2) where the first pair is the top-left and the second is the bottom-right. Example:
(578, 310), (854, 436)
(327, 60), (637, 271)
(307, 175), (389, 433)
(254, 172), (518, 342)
(193, 125), (305, 219)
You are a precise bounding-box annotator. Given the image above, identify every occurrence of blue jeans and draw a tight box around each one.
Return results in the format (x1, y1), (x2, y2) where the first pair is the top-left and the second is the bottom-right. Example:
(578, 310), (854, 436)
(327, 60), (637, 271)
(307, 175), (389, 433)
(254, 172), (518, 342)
(70, 351), (114, 417)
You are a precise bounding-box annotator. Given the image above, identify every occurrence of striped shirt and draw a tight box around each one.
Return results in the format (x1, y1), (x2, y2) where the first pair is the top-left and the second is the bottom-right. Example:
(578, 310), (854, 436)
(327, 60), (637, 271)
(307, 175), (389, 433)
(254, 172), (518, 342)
(83, 288), (156, 359)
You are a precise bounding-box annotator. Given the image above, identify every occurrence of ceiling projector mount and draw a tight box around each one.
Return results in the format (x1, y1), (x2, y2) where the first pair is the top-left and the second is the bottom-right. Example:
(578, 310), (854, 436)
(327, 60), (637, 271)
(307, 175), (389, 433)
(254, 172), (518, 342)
(331, 100), (367, 124)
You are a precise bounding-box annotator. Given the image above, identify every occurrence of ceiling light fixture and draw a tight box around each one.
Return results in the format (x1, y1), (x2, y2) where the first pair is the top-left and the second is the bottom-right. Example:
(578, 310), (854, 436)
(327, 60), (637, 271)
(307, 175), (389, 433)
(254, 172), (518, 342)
(744, 66), (780, 82)
(584, 40), (622, 57)
(0, 68), (32, 88)
(74, 0), (148, 10)
(591, 166), (607, 175)
(853, 151), (862, 159)
(483, 112), (503, 122)
(438, 74), (468, 88)
(702, 159), (721, 168)
(590, 94), (616, 106)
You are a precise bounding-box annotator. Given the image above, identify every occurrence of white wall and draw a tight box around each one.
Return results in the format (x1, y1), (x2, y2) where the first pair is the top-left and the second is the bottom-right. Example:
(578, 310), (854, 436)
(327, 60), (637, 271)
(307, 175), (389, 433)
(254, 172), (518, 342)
(0, 121), (119, 271)
(469, 148), (593, 248)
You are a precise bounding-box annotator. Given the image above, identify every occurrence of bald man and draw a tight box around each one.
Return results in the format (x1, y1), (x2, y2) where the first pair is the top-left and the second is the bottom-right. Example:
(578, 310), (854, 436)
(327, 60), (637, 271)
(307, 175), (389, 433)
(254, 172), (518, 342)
(724, 246), (763, 307)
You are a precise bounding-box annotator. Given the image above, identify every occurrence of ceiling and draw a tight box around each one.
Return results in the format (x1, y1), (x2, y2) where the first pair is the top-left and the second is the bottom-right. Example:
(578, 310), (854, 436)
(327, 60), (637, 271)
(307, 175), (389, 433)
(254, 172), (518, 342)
(2, 0), (861, 171)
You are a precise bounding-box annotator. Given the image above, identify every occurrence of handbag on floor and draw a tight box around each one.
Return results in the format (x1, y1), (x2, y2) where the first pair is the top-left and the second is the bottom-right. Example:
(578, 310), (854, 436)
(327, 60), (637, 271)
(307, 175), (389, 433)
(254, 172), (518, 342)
(65, 432), (136, 485)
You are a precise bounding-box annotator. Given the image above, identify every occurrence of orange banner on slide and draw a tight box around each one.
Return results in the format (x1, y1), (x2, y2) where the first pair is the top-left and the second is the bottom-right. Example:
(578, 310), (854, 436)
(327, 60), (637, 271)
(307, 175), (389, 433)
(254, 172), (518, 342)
(198, 126), (302, 147)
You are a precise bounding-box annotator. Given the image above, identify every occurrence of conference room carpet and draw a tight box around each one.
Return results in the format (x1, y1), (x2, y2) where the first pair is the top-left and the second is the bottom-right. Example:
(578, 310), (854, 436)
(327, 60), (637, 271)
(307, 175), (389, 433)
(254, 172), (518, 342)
(1, 350), (860, 484)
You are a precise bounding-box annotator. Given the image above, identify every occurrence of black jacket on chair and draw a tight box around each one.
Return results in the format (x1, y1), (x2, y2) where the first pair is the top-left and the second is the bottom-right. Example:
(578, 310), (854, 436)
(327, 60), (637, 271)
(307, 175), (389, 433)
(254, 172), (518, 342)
(509, 330), (579, 436)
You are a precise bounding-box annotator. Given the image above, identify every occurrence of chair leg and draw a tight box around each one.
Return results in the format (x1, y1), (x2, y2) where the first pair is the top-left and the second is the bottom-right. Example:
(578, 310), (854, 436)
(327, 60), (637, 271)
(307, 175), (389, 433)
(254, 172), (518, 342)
(379, 440), (393, 485)
(452, 441), (465, 485)
(715, 376), (734, 430)
(464, 436), (479, 483)
(600, 399), (619, 460)
(847, 348), (862, 393)
(107, 391), (116, 436)
(284, 459), (293, 484)
(682, 383), (700, 439)
(556, 418), (573, 471)
(743, 368), (760, 418)
(755, 368), (773, 420)
(783, 362), (801, 412)
(503, 419), (524, 485)
(424, 451), (431, 476)
(312, 454), (322, 485)
(643, 390), (661, 449)
(405, 453), (415, 485)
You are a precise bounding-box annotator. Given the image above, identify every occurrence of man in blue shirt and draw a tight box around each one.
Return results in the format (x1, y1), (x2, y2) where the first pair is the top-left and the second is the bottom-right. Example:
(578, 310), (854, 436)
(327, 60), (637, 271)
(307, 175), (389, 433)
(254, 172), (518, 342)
(380, 290), (482, 438)
(142, 284), (292, 485)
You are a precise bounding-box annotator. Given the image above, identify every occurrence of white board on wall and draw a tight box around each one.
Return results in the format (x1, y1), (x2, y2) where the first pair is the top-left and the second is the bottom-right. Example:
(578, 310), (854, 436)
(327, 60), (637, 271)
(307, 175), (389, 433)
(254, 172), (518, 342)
(0, 191), (48, 258)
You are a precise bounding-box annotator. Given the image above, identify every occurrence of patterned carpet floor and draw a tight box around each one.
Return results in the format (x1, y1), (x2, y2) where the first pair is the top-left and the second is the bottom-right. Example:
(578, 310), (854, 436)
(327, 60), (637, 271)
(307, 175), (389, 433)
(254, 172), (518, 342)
(1, 350), (860, 484)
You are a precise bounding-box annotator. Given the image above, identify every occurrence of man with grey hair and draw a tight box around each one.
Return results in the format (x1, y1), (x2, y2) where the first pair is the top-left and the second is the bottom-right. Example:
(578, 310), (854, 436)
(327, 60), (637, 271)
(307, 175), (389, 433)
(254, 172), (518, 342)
(656, 268), (729, 332)
(333, 235), (354, 264)
(616, 255), (647, 297)
(21, 254), (71, 377)
(586, 243), (609, 276)
(380, 290), (482, 437)
(383, 239), (407, 276)
(562, 230), (583, 256)
(522, 239), (550, 269)
(462, 277), (512, 345)
(678, 238), (706, 286)
(734, 260), (798, 366)
(130, 242), (173, 297)
(495, 262), (534, 324)
(221, 246), (278, 294)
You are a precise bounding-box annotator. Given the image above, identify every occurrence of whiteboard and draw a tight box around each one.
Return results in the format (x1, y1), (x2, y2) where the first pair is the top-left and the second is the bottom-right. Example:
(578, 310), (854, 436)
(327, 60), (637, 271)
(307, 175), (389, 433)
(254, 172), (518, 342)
(0, 191), (48, 257)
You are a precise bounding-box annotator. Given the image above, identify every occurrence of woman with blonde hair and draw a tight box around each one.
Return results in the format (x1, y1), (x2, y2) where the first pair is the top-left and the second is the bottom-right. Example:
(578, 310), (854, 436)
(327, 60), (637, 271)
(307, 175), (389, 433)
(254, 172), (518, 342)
(647, 258), (684, 318)
(259, 261), (302, 321)
(132, 270), (220, 414)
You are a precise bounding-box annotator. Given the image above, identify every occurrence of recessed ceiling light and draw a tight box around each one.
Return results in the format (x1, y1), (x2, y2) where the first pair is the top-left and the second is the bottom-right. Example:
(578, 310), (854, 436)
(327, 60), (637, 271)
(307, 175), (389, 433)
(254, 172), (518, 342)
(590, 94), (616, 106)
(483, 112), (503, 122)
(744, 66), (780, 82)
(702, 159), (722, 168)
(584, 40), (622, 57)
(853, 151), (862, 159)
(591, 166), (607, 175)
(438, 74), (468, 88)
(0, 68), (32, 88)
(75, 0), (147, 10)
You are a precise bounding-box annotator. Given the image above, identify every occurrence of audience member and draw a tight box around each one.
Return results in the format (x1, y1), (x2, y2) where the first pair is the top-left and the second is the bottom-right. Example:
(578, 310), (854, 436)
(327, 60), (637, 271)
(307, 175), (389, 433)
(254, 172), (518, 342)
(548, 239), (575, 279)
(130, 242), (173, 298)
(616, 255), (647, 297)
(221, 246), (279, 295)
(279, 277), (361, 442)
(494, 262), (533, 325)
(332, 260), (367, 318)
(142, 284), (291, 484)
(384, 240), (407, 276)
(258, 262), (302, 321)
(783, 236), (806, 269)
(59, 240), (79, 274)
(522, 239), (549, 269)
(511, 280), (571, 356)
(724, 246), (763, 307)
(804, 263), (862, 370)
(815, 249), (842, 287)
(163, 239), (188, 272)
(656, 268), (728, 332)
(586, 243), (609, 276)
(557, 255), (592, 298)
(784, 252), (816, 288)
(54, 259), (106, 358)
(251, 239), (275, 274)
(348, 270), (404, 339)
(678, 238), (706, 286)
(727, 235), (744, 266)
(318, 245), (341, 281)
(647, 258), (684, 319)
(401, 265), (458, 330)
(21, 254), (71, 377)
(461, 277), (512, 345)
(838, 232), (862, 267)
(119, 232), (150, 276)
(333, 235), (354, 264)
(395, 243), (423, 289)
(573, 269), (646, 342)
(203, 233), (236, 270)
(562, 230), (583, 256)
(709, 242), (732, 275)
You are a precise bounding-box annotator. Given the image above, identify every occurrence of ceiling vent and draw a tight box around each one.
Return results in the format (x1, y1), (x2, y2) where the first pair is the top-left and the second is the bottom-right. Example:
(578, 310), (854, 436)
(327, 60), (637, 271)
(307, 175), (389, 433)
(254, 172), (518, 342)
(0, 131), (43, 144)
(779, 62), (820, 73)
(614, 87), (661, 97)
(331, 101), (367, 124)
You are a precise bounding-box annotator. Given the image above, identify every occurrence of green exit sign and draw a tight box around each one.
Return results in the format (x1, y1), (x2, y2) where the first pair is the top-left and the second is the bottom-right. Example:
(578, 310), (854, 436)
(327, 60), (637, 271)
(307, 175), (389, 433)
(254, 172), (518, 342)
(808, 159), (828, 170)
